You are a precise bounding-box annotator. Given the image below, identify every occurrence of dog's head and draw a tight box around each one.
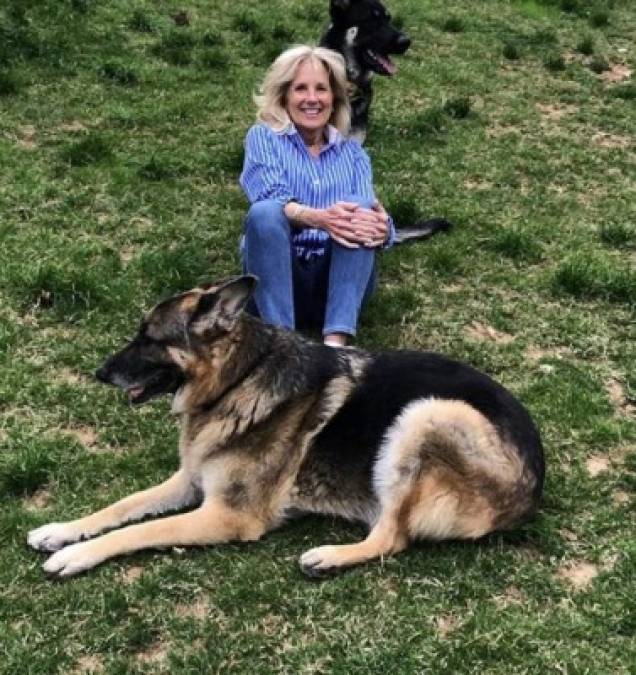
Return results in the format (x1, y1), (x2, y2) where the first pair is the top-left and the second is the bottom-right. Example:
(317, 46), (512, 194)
(329, 0), (410, 77)
(95, 276), (257, 405)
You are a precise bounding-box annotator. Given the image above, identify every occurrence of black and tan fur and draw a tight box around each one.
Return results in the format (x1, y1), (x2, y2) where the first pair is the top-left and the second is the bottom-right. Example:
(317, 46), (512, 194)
(28, 276), (544, 578)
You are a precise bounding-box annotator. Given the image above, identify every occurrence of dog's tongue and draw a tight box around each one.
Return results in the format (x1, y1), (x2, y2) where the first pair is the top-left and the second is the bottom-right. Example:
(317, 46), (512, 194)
(378, 54), (397, 75)
(127, 385), (145, 402)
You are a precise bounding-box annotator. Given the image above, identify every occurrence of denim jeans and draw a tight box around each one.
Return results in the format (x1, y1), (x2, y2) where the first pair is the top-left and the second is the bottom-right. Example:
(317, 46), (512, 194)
(242, 198), (376, 337)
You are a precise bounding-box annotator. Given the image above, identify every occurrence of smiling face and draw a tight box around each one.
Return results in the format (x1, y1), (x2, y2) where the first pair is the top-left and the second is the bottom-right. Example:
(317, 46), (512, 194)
(285, 58), (334, 141)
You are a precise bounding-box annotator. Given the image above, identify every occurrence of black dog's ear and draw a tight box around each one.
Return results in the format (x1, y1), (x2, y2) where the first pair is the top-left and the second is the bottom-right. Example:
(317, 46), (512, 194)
(189, 275), (258, 337)
(330, 0), (353, 16)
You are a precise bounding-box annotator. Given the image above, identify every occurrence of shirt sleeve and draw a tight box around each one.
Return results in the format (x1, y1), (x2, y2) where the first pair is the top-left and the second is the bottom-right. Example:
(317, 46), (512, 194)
(350, 143), (396, 250)
(239, 125), (295, 205)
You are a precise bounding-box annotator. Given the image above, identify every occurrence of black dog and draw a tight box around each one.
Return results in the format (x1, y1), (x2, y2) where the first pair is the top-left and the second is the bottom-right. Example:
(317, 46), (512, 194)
(320, 0), (410, 143)
(321, 0), (452, 243)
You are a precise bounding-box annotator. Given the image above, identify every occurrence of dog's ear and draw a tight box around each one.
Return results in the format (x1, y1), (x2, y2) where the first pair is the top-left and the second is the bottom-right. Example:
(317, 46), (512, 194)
(189, 275), (258, 337)
(330, 0), (352, 16)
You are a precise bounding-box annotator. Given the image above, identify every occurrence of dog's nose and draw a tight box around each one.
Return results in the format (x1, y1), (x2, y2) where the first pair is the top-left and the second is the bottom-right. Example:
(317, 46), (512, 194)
(95, 366), (109, 383)
(396, 35), (411, 53)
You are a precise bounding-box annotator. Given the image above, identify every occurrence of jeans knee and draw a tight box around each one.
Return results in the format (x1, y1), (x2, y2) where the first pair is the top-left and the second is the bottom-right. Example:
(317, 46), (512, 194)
(245, 201), (289, 243)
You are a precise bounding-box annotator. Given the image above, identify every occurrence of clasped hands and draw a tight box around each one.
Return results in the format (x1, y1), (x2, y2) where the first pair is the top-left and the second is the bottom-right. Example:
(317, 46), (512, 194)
(319, 201), (389, 249)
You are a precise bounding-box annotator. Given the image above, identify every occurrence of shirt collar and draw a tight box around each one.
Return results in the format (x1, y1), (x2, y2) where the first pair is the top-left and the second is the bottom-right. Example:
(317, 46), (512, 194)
(279, 123), (344, 150)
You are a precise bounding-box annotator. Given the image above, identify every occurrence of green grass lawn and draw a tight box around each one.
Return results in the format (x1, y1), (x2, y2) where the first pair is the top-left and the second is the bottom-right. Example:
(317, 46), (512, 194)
(1, 0), (635, 672)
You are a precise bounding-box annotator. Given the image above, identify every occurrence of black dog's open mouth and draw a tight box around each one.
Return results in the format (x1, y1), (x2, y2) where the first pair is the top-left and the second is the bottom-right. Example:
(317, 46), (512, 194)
(126, 384), (146, 404)
(363, 49), (397, 75)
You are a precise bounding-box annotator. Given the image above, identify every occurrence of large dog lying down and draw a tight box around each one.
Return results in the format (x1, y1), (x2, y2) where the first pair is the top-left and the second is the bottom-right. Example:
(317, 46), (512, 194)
(28, 276), (545, 578)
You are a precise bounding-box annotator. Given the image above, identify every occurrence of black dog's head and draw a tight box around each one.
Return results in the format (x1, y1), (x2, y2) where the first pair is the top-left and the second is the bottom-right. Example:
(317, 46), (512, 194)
(328, 0), (410, 78)
(95, 276), (257, 405)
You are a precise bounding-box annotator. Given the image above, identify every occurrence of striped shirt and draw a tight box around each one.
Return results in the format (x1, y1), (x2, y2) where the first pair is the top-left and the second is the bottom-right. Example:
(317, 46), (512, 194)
(239, 122), (395, 259)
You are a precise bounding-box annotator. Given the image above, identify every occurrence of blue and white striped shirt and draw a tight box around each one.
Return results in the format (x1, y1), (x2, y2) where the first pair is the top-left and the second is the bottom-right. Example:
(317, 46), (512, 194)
(239, 122), (395, 259)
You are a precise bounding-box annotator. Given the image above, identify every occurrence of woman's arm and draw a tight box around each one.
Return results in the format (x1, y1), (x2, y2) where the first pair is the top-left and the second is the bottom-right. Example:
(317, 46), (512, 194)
(239, 125), (295, 204)
(349, 144), (395, 248)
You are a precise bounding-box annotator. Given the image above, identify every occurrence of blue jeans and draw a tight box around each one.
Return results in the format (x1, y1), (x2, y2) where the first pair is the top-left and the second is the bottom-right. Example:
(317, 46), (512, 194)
(242, 198), (376, 337)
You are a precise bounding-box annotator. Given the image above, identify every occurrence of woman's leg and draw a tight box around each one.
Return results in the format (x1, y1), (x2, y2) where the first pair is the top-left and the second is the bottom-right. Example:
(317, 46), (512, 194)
(242, 201), (295, 330)
(323, 196), (377, 342)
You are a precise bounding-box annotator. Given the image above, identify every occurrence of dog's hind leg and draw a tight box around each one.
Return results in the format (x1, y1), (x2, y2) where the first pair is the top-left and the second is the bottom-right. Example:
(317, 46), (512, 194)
(299, 509), (409, 577)
(40, 497), (267, 577)
(300, 398), (532, 577)
(28, 469), (198, 553)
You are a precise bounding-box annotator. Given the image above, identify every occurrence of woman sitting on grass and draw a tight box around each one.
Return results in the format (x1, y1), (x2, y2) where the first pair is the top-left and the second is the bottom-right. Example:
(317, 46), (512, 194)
(239, 45), (393, 347)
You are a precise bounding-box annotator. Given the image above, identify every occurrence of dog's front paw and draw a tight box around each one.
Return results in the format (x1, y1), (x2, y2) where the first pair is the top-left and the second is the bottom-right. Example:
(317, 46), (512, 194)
(28, 523), (78, 552)
(43, 542), (100, 578)
(299, 545), (343, 578)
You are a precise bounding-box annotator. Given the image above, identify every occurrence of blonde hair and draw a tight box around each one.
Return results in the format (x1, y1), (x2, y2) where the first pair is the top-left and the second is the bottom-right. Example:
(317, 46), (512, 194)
(254, 45), (351, 135)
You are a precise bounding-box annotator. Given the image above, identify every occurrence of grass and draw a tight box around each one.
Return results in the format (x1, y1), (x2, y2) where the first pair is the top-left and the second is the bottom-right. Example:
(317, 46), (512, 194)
(1, 0), (635, 672)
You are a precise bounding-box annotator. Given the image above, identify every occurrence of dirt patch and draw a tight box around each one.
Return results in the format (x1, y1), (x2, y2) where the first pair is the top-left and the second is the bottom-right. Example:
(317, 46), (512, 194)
(56, 368), (88, 386)
(555, 561), (598, 591)
(586, 454), (611, 477)
(136, 641), (170, 667)
(612, 490), (631, 507)
(23, 487), (52, 511)
(493, 586), (525, 608)
(592, 132), (632, 149)
(434, 613), (461, 637)
(440, 283), (465, 294)
(606, 376), (635, 416)
(64, 426), (99, 449)
(535, 103), (577, 121)
(122, 566), (144, 584)
(130, 216), (154, 231)
(525, 345), (571, 362)
(71, 655), (104, 674)
(59, 121), (89, 133)
(119, 247), (137, 263)
(175, 600), (208, 620)
(486, 123), (521, 138)
(463, 178), (493, 191)
(464, 321), (515, 344)
(17, 125), (38, 150)
(559, 528), (579, 543)
(600, 64), (632, 83)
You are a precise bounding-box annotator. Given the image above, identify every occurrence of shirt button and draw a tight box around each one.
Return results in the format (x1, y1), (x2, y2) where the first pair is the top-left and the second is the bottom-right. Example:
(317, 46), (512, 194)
(313, 179), (320, 185)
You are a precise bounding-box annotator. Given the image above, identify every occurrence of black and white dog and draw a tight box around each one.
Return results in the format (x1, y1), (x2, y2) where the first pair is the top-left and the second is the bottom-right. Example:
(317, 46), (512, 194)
(321, 0), (451, 243)
(320, 0), (410, 143)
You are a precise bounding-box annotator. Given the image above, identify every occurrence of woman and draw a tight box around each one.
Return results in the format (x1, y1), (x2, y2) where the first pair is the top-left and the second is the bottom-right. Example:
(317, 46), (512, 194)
(239, 45), (393, 347)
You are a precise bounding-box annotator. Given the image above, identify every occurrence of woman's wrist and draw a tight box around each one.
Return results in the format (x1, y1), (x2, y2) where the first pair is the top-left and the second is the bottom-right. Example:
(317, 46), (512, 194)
(285, 202), (322, 229)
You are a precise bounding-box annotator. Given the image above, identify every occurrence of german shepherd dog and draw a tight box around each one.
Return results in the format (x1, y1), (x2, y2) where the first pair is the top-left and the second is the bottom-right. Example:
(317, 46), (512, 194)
(321, 0), (452, 242)
(28, 276), (544, 578)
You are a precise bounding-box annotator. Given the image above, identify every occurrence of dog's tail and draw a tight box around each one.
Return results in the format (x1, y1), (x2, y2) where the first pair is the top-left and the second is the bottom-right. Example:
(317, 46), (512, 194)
(393, 217), (452, 245)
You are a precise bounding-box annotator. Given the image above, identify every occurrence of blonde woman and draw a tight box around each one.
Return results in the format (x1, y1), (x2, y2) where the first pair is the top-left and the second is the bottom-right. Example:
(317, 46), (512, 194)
(239, 45), (394, 347)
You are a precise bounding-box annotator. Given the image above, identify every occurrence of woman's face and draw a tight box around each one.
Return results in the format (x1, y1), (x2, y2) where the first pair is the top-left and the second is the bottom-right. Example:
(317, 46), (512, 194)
(285, 58), (334, 138)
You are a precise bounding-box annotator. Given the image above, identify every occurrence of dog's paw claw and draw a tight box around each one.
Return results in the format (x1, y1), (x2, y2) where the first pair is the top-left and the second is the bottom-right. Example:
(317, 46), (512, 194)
(28, 523), (77, 552)
(299, 546), (342, 578)
(42, 543), (96, 578)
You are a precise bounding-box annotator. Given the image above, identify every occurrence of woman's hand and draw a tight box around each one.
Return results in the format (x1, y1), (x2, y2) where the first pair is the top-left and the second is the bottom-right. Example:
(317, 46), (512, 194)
(350, 201), (389, 248)
(315, 201), (364, 248)
(315, 201), (388, 248)
(290, 201), (389, 248)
